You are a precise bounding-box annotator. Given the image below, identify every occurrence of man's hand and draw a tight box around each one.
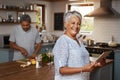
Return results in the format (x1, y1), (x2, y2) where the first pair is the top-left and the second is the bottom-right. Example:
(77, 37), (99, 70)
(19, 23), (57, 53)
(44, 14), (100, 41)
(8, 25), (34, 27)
(28, 43), (41, 59)
(28, 53), (37, 59)
(19, 47), (28, 56)
(10, 41), (28, 56)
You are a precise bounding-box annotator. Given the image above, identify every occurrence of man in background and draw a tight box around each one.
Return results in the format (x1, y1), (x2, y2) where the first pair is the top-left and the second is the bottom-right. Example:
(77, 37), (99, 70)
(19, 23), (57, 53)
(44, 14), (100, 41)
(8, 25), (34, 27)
(9, 14), (42, 60)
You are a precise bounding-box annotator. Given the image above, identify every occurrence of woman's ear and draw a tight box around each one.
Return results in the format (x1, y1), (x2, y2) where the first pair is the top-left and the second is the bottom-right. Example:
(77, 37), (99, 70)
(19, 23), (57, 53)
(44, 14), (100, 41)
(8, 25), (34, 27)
(64, 22), (67, 29)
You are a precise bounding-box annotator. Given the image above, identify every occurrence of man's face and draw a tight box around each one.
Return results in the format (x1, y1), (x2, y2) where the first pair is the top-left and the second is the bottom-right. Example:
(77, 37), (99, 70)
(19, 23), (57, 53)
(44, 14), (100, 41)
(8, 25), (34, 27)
(21, 21), (31, 31)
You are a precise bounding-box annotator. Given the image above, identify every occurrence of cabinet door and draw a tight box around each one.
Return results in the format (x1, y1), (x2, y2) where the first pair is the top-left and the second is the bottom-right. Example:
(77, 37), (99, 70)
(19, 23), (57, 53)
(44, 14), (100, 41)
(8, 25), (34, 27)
(9, 49), (14, 61)
(0, 50), (9, 63)
(90, 62), (113, 80)
(114, 50), (120, 80)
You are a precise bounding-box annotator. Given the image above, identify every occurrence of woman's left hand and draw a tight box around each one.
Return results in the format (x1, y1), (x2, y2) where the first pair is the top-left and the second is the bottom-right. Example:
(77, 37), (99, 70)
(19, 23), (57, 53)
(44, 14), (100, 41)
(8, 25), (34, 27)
(95, 58), (106, 67)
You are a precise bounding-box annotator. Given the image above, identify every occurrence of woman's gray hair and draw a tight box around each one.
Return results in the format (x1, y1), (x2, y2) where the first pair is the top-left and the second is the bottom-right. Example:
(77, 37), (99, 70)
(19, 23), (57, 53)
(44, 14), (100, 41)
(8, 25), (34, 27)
(20, 14), (31, 23)
(64, 11), (82, 22)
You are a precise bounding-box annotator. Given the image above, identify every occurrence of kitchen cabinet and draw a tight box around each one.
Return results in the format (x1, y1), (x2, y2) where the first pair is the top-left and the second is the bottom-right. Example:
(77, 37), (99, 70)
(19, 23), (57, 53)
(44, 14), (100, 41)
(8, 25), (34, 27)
(0, 51), (9, 63)
(0, 8), (37, 24)
(91, 62), (113, 80)
(0, 49), (13, 63)
(114, 50), (120, 80)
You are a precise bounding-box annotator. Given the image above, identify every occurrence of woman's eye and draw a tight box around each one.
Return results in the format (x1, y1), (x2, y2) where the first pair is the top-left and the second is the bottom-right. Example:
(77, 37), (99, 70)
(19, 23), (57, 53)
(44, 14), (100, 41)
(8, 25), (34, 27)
(71, 22), (75, 24)
(78, 23), (81, 25)
(71, 22), (80, 25)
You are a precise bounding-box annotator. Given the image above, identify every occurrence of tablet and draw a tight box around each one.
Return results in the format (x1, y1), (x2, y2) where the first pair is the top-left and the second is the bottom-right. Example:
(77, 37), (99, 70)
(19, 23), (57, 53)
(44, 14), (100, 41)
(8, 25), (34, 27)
(96, 51), (111, 62)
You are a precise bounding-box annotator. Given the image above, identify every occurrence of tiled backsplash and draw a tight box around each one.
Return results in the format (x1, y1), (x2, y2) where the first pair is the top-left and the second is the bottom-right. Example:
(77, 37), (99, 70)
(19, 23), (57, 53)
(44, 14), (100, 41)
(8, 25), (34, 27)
(92, 17), (120, 43)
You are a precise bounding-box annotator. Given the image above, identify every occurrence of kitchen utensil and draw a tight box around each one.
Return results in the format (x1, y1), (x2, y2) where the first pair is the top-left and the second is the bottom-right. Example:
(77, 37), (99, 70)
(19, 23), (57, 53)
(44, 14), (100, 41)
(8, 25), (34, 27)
(86, 39), (94, 46)
(108, 36), (117, 47)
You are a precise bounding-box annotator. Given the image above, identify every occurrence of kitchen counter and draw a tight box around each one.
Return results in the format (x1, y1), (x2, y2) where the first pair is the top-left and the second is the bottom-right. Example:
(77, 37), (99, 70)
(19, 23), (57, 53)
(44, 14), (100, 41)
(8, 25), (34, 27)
(0, 61), (54, 80)
(86, 45), (117, 59)
(86, 45), (120, 50)
(0, 57), (113, 80)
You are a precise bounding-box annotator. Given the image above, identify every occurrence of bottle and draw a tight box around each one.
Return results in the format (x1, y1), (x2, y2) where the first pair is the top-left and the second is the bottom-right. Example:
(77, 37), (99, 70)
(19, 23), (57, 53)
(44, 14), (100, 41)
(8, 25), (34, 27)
(30, 4), (34, 10)
(35, 57), (40, 68)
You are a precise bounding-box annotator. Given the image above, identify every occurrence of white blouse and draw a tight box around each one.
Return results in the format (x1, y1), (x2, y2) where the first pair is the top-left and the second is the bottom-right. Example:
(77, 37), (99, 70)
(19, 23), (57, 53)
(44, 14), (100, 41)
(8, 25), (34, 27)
(53, 35), (90, 80)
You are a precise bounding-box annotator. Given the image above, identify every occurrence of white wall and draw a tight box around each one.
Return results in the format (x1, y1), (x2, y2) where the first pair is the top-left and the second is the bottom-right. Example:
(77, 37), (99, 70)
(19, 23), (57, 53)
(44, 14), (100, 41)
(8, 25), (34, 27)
(92, 0), (120, 43)
(49, 1), (68, 36)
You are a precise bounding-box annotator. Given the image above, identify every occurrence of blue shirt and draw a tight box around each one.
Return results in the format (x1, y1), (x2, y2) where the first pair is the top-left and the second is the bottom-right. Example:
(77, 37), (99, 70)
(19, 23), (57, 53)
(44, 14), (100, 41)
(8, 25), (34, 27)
(53, 35), (90, 80)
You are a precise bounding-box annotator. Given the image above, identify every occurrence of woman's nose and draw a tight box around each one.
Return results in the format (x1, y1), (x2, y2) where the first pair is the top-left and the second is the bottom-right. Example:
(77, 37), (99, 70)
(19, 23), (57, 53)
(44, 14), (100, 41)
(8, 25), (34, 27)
(74, 24), (78, 28)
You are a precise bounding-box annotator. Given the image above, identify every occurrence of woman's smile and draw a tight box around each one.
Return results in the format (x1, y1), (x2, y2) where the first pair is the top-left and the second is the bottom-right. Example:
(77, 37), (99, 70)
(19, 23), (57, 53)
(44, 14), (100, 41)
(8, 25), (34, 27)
(65, 15), (81, 38)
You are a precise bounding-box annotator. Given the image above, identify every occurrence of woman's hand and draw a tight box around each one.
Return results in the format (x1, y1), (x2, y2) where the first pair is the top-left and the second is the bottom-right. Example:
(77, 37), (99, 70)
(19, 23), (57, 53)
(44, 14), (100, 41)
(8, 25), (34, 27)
(20, 47), (28, 56)
(95, 58), (106, 67)
(83, 62), (96, 72)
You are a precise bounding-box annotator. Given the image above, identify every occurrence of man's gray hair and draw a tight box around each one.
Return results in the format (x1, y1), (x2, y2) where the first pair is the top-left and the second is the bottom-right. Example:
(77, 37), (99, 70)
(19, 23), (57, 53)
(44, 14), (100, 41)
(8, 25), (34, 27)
(64, 11), (82, 22)
(20, 14), (31, 23)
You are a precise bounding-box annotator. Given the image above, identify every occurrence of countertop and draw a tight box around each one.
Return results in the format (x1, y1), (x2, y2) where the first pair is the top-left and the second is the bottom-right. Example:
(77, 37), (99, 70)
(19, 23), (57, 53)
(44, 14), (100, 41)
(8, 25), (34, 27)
(0, 57), (113, 80)
(0, 61), (54, 80)
(86, 45), (120, 50)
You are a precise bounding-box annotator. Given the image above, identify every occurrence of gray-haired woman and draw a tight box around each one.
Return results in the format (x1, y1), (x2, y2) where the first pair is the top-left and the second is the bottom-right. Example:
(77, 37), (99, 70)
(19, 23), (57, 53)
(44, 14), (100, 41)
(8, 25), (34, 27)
(53, 11), (105, 80)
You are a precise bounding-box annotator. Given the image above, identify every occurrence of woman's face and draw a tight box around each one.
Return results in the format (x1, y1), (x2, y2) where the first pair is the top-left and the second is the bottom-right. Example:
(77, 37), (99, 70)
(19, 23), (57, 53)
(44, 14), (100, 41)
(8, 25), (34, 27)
(64, 15), (81, 37)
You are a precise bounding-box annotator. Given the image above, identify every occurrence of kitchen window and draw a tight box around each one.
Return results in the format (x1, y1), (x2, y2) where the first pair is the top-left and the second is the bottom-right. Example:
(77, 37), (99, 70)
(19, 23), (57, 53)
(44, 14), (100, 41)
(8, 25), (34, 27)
(36, 4), (45, 29)
(67, 3), (94, 35)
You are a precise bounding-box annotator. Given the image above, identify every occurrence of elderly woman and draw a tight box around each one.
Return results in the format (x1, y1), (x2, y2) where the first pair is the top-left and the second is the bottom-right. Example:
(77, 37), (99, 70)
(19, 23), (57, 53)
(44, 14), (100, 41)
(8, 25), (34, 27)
(53, 11), (104, 80)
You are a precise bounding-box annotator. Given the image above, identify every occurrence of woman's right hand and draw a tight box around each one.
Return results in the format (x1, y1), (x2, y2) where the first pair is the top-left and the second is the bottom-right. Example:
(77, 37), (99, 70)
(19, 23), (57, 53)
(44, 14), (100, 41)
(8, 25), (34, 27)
(83, 62), (96, 72)
(19, 47), (28, 56)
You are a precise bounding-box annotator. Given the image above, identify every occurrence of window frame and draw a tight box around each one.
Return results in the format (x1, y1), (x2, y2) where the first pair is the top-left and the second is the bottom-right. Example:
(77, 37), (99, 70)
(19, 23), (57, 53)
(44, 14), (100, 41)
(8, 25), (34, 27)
(67, 3), (94, 34)
(36, 4), (45, 24)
